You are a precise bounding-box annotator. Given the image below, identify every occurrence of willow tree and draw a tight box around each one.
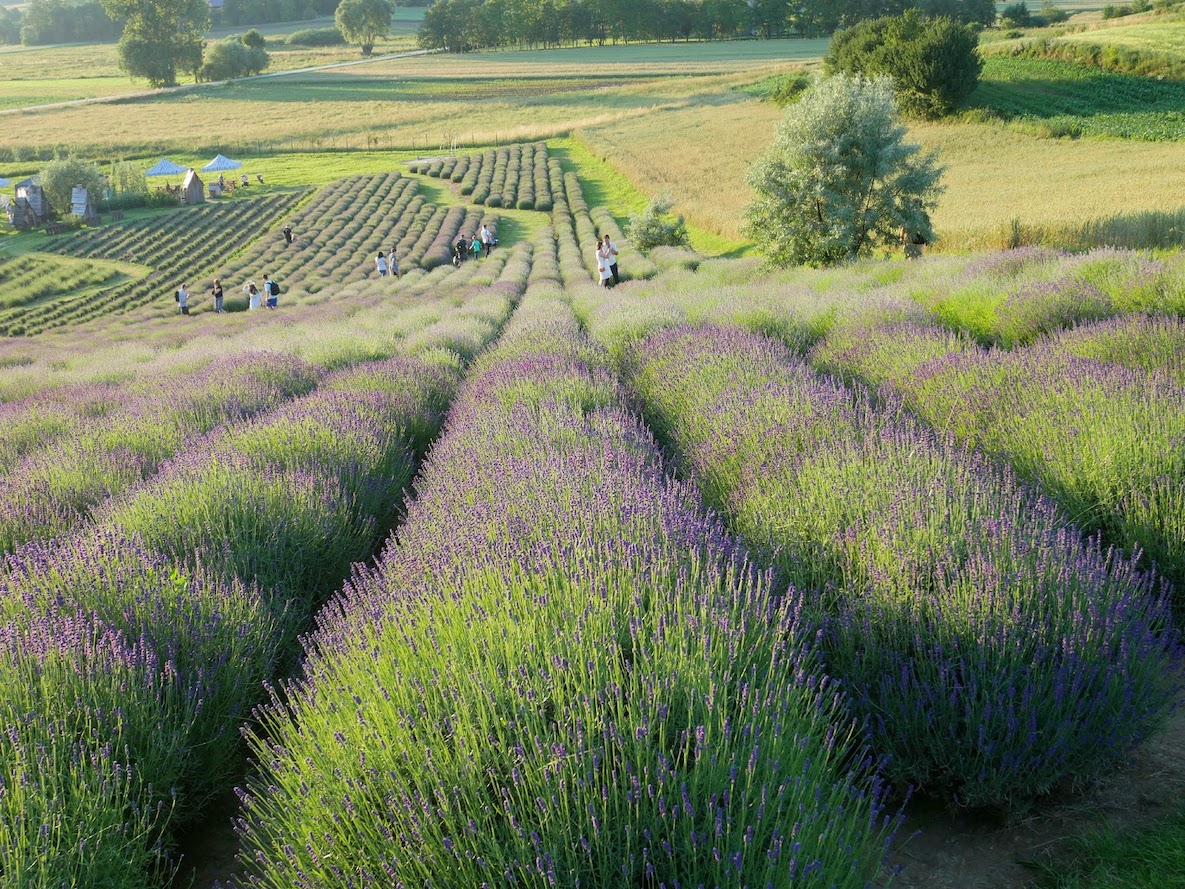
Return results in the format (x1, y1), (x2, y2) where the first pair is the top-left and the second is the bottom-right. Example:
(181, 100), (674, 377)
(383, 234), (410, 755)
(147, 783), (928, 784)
(744, 74), (943, 267)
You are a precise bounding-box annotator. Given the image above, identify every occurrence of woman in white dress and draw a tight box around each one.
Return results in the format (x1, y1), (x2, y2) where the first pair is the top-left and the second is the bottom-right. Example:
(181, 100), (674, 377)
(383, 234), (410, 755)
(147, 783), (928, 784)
(244, 280), (261, 310)
(596, 241), (613, 287)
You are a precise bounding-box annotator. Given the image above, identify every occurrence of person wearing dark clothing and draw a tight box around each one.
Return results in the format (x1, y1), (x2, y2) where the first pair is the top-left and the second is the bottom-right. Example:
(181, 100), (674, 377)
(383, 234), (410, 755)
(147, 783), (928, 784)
(212, 279), (224, 313)
(282, 224), (293, 246)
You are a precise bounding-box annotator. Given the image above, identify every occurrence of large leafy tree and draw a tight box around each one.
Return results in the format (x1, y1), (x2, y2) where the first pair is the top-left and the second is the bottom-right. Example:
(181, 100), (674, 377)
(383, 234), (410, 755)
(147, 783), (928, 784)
(826, 10), (982, 118)
(744, 74), (943, 267)
(39, 157), (107, 214)
(102, 0), (208, 87)
(335, 0), (393, 56)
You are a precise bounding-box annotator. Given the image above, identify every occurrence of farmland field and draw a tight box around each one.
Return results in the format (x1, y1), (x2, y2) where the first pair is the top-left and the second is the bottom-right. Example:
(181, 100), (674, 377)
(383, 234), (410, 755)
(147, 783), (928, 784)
(3, 18), (1185, 889)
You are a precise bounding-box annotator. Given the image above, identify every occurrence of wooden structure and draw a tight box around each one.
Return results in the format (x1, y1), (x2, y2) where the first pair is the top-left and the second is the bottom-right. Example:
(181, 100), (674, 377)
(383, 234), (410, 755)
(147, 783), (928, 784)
(182, 169), (205, 205)
(9, 181), (50, 231)
(71, 186), (100, 225)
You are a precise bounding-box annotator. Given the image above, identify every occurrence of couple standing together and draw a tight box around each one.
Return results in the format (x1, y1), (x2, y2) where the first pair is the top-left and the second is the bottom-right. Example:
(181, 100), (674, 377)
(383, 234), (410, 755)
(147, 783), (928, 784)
(596, 234), (619, 287)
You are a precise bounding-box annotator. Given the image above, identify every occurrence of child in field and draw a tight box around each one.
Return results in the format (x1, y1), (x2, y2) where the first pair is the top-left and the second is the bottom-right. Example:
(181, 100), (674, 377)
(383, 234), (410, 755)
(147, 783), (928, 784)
(470, 235), (482, 261)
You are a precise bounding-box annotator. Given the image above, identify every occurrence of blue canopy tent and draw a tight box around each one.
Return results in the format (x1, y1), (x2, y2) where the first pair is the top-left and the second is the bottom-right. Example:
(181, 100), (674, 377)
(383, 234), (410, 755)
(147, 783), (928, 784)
(144, 158), (187, 178)
(202, 154), (242, 173)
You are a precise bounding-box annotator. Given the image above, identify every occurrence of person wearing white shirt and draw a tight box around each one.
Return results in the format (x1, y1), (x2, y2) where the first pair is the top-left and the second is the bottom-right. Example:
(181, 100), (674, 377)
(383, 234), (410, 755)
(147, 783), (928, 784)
(601, 233), (619, 285)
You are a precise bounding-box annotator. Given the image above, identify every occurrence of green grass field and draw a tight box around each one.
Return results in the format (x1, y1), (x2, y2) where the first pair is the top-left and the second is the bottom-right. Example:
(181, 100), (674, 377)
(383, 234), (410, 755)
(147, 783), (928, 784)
(0, 13), (422, 111)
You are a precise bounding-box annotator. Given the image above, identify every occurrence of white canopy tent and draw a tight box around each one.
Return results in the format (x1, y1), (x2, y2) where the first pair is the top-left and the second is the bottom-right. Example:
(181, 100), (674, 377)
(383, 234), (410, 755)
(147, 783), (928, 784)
(202, 154), (243, 173)
(144, 158), (187, 178)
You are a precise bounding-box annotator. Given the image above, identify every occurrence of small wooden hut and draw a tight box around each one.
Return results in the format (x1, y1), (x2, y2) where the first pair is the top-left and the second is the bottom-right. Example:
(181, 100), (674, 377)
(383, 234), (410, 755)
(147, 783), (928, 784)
(182, 169), (205, 205)
(71, 186), (100, 225)
(10, 181), (49, 230)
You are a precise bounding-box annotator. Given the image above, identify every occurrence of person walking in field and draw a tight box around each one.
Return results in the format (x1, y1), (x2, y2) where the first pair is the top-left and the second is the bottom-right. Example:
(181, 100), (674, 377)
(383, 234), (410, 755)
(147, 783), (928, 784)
(387, 248), (399, 278)
(481, 223), (494, 256)
(211, 278), (224, 313)
(601, 233), (619, 285)
(282, 224), (293, 246)
(470, 234), (482, 261)
(244, 280), (261, 310)
(176, 283), (190, 315)
(376, 251), (388, 277)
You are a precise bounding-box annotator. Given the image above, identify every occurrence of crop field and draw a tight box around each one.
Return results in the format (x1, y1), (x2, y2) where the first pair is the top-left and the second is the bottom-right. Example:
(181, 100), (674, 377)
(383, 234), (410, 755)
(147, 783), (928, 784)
(4, 19), (1185, 889)
(971, 56), (1185, 140)
(1, 136), (1184, 889)
(1046, 17), (1185, 60)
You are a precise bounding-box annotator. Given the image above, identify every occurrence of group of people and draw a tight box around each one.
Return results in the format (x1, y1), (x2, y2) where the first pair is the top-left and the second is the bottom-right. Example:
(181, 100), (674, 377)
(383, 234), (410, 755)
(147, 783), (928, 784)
(174, 274), (280, 315)
(452, 224), (497, 267)
(595, 233), (619, 286)
(173, 223), (295, 317)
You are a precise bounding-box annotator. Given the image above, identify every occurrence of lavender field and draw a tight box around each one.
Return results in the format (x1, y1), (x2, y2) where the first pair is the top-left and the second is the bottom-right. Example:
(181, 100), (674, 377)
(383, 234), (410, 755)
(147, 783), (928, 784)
(1, 168), (1183, 888)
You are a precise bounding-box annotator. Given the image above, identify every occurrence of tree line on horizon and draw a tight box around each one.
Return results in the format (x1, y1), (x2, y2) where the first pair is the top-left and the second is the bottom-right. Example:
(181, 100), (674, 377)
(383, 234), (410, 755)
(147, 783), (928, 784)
(416, 0), (994, 50)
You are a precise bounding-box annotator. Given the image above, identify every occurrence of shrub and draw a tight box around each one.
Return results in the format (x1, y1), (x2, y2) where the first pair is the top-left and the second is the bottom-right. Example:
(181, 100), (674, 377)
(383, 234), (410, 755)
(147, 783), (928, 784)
(200, 37), (269, 81)
(627, 192), (690, 253)
(285, 27), (345, 46)
(826, 10), (982, 119)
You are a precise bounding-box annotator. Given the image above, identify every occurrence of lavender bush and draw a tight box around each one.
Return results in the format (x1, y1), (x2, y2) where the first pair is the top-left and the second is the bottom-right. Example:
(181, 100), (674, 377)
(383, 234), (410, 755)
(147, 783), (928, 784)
(235, 293), (899, 889)
(624, 324), (1179, 808)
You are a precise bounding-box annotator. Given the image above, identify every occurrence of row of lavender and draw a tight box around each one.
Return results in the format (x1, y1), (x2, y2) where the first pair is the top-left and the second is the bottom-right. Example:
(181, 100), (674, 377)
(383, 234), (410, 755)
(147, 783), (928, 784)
(5, 192), (307, 335)
(0, 287), (522, 887)
(0, 354), (320, 554)
(573, 250), (1185, 597)
(814, 311), (1185, 595)
(905, 247), (1185, 347)
(611, 322), (1178, 807)
(232, 283), (900, 886)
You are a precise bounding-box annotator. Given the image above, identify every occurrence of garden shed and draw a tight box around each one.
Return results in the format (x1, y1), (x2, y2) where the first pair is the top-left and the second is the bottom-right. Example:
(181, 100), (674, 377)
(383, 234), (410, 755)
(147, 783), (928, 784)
(10, 181), (49, 230)
(182, 169), (205, 204)
(71, 186), (99, 225)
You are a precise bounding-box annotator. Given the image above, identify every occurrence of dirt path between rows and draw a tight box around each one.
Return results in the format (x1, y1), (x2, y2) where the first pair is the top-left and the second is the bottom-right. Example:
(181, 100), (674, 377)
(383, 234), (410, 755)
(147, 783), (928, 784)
(890, 705), (1185, 888)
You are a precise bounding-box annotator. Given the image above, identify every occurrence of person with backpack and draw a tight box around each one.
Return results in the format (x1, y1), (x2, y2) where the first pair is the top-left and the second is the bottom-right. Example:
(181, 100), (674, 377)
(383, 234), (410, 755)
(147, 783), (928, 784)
(263, 274), (280, 308)
(481, 223), (494, 257)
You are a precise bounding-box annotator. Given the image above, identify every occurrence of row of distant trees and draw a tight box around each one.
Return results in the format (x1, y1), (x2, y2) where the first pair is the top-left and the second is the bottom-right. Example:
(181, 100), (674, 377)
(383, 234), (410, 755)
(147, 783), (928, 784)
(417, 0), (995, 50)
(0, 0), (417, 45)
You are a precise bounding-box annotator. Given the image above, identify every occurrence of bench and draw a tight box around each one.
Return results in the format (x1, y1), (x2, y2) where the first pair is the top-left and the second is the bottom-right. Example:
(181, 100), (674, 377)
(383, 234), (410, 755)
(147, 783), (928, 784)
(44, 223), (65, 235)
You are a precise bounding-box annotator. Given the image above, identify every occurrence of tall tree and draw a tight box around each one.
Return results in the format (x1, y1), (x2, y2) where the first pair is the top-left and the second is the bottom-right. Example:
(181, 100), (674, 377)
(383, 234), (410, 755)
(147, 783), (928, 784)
(102, 0), (208, 87)
(744, 73), (943, 267)
(335, 0), (392, 55)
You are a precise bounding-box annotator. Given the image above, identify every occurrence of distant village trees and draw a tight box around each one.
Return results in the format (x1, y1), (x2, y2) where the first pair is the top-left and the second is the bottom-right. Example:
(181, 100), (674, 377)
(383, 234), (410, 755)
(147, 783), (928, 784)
(418, 0), (997, 51)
